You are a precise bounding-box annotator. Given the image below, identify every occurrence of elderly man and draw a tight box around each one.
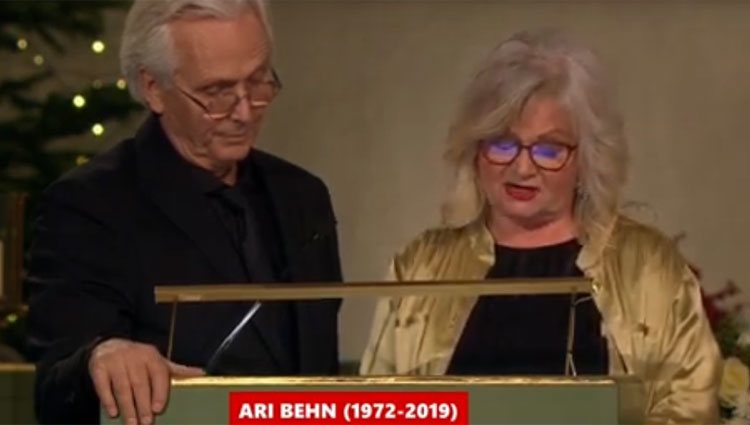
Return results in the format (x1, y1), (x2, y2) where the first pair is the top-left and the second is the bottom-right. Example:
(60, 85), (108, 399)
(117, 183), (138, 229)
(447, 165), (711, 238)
(26, 1), (342, 424)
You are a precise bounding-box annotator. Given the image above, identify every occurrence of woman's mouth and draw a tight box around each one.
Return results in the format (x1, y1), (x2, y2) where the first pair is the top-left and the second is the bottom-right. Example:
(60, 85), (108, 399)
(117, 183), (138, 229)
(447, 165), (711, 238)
(504, 183), (539, 201)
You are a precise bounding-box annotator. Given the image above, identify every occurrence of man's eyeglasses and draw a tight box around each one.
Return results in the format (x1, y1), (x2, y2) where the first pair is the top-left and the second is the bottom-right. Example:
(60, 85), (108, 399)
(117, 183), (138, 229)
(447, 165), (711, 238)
(176, 69), (283, 120)
(480, 137), (577, 171)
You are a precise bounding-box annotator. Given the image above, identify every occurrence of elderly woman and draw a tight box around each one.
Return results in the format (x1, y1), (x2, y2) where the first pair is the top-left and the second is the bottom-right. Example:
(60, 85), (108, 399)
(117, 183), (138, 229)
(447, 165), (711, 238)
(359, 29), (720, 424)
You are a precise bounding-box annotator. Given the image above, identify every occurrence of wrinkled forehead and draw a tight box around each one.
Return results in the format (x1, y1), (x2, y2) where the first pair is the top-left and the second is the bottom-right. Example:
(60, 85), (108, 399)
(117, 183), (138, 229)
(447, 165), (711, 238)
(168, 11), (271, 84)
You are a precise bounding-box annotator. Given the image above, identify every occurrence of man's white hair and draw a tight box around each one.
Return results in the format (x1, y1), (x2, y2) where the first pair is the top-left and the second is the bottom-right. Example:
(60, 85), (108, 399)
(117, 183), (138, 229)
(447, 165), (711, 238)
(120, 0), (272, 104)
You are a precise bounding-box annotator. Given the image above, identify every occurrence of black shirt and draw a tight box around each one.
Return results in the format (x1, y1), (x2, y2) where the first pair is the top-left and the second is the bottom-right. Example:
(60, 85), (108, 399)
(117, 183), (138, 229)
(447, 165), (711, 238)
(446, 239), (608, 375)
(189, 162), (299, 374)
(189, 163), (282, 279)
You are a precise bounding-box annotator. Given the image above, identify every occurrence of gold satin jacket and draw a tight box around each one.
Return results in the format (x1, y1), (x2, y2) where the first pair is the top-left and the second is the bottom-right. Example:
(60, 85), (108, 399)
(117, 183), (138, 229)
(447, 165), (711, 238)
(360, 216), (721, 424)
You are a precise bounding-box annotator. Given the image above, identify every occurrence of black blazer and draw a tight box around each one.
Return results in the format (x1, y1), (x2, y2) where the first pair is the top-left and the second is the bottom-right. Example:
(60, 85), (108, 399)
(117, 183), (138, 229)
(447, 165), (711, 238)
(26, 117), (343, 424)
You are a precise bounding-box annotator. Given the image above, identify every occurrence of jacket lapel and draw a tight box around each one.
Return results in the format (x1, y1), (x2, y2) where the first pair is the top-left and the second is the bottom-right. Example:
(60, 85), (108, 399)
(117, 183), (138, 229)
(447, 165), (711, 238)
(252, 153), (343, 374)
(250, 152), (307, 281)
(246, 151), (308, 373)
(577, 218), (635, 376)
(134, 117), (246, 282)
(415, 221), (495, 374)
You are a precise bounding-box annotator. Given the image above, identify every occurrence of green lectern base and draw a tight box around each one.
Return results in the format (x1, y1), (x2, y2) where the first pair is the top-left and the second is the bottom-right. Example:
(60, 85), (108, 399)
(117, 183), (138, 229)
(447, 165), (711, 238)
(101, 375), (644, 425)
(0, 364), (35, 424)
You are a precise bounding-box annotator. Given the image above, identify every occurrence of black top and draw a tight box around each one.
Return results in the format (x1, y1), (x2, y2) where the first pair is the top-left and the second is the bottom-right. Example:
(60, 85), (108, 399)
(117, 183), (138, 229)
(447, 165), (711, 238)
(446, 239), (608, 375)
(188, 164), (282, 280)
(188, 163), (299, 375)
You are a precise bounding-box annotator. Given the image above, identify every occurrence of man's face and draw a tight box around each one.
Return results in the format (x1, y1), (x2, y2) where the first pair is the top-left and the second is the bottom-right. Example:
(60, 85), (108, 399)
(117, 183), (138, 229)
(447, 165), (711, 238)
(144, 10), (274, 170)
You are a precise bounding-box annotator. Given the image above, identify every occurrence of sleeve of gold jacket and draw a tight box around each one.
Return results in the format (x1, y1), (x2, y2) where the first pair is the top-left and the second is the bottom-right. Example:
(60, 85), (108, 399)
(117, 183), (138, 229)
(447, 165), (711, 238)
(642, 262), (722, 424)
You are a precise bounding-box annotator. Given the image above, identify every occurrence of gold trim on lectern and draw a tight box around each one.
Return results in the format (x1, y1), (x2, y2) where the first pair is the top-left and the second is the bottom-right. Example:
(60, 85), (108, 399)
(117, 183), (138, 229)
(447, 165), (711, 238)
(171, 375), (633, 387)
(0, 363), (35, 373)
(154, 278), (591, 303)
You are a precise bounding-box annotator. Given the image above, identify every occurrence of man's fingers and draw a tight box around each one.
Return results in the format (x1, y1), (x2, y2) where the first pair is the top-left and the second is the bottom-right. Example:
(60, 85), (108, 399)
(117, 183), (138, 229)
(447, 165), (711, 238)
(146, 358), (170, 413)
(127, 360), (153, 425)
(167, 361), (205, 377)
(88, 340), (198, 423)
(109, 363), (138, 425)
(91, 366), (118, 418)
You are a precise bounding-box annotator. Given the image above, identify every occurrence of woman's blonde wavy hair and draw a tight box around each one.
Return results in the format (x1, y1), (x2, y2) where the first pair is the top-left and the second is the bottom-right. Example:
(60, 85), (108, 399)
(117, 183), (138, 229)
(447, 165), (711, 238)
(442, 28), (628, 244)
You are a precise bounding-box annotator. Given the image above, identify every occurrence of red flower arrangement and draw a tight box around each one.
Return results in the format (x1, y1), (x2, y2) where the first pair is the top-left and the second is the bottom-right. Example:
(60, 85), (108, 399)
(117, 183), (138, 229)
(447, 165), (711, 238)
(696, 261), (742, 331)
(690, 262), (750, 422)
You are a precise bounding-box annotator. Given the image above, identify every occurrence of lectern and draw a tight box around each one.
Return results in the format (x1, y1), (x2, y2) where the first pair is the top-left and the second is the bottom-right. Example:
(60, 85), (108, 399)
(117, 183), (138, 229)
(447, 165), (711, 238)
(102, 279), (644, 425)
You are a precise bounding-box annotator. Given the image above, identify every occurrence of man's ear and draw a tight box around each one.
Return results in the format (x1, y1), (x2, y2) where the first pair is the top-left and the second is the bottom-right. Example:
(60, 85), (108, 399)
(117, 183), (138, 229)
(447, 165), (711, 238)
(139, 69), (166, 114)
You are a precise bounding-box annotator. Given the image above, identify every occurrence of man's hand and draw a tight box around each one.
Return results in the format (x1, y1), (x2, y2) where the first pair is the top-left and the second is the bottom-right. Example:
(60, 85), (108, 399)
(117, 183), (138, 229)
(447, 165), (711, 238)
(88, 338), (204, 425)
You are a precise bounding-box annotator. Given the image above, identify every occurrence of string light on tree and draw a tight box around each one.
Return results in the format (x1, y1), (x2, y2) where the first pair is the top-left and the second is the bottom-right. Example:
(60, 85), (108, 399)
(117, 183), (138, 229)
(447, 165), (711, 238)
(91, 40), (105, 54)
(72, 95), (86, 108)
(91, 123), (105, 137)
(116, 78), (127, 90)
(0, 0), (144, 359)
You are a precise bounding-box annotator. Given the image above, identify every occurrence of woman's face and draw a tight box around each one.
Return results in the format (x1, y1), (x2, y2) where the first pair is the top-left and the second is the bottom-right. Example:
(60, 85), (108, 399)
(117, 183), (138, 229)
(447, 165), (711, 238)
(477, 94), (579, 228)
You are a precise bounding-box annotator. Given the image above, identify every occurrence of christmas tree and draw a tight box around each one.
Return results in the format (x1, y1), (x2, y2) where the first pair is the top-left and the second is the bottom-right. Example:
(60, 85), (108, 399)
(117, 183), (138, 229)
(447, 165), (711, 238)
(0, 0), (142, 359)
